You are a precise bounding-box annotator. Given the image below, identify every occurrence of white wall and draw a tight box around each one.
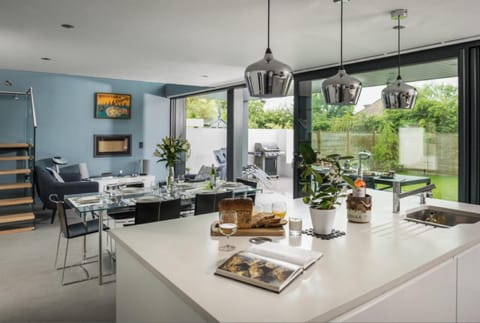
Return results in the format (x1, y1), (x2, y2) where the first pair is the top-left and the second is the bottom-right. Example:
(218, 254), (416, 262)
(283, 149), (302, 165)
(143, 94), (170, 182)
(186, 128), (226, 173)
(186, 127), (294, 178)
(399, 127), (438, 170)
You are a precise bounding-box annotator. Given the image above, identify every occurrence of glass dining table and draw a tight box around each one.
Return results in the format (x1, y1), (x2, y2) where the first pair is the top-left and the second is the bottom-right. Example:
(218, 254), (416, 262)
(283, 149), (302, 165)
(65, 180), (260, 285)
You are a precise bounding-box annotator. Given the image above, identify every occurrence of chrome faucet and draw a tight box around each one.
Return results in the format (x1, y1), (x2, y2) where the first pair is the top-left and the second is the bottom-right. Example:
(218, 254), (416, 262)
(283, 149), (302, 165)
(392, 182), (436, 213)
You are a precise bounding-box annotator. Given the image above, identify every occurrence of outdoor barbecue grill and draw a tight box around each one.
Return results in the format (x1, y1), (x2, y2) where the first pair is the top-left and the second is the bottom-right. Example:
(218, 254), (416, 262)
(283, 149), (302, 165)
(253, 142), (283, 178)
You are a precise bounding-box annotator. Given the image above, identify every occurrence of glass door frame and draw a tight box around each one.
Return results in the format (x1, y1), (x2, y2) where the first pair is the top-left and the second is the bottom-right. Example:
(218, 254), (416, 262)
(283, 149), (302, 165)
(169, 85), (248, 182)
(293, 40), (480, 203)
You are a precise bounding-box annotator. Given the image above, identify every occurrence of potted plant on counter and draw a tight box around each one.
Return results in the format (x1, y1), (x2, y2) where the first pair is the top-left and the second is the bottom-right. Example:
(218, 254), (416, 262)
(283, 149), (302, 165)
(299, 143), (352, 234)
(154, 136), (190, 192)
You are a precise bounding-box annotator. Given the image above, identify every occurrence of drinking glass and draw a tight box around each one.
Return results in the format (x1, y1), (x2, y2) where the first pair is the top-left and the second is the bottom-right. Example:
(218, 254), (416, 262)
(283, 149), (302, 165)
(104, 185), (113, 201)
(272, 201), (287, 219)
(218, 210), (237, 251)
(111, 189), (122, 205)
(100, 191), (110, 206)
(177, 174), (185, 184)
(150, 182), (159, 195)
(289, 217), (303, 236)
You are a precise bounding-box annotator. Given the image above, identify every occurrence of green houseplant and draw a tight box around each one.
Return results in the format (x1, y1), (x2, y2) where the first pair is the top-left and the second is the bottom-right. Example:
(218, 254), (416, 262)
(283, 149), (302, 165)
(299, 143), (353, 234)
(154, 136), (190, 191)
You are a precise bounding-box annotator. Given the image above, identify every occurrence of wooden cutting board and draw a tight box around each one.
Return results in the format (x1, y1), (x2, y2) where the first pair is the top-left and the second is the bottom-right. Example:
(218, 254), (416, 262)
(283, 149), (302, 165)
(210, 220), (285, 236)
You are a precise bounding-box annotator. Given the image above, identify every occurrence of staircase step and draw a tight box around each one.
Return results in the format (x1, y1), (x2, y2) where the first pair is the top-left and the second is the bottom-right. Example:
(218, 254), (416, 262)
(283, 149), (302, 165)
(0, 212), (35, 224)
(0, 156), (29, 161)
(0, 143), (29, 149)
(0, 197), (33, 207)
(0, 169), (31, 175)
(0, 227), (35, 234)
(0, 183), (32, 190)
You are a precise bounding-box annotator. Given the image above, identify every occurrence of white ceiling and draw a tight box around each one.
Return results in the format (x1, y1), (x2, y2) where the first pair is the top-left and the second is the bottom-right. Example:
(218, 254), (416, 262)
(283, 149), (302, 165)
(1, 0), (478, 87)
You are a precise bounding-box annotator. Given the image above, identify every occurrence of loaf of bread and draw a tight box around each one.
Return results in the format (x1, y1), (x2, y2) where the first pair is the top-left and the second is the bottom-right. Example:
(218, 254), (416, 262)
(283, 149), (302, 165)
(218, 198), (253, 229)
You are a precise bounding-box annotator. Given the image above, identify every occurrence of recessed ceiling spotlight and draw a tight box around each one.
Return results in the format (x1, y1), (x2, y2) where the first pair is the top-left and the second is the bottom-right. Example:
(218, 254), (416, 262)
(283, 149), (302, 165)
(201, 74), (209, 78)
(61, 24), (75, 29)
(40, 57), (52, 61)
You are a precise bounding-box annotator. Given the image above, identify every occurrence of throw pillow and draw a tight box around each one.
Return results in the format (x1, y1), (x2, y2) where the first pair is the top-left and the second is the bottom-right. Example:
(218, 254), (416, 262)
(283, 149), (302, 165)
(45, 167), (65, 183)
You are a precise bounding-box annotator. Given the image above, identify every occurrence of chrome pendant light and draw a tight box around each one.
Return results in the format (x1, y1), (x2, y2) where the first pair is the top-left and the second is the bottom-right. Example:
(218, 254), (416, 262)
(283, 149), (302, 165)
(381, 9), (417, 109)
(244, 0), (293, 98)
(322, 0), (362, 106)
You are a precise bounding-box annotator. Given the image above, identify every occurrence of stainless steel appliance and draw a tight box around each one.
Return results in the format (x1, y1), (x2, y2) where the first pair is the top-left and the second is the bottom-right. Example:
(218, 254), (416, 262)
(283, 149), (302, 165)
(253, 142), (282, 178)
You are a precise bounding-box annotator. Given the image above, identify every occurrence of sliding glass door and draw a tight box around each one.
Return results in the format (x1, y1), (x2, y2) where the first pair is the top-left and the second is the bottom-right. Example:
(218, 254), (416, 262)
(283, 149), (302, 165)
(185, 91), (228, 179)
(295, 58), (459, 201)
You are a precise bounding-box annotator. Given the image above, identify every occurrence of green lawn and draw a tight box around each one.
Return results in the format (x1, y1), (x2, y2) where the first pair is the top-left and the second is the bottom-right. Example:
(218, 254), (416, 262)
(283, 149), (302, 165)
(376, 171), (458, 201)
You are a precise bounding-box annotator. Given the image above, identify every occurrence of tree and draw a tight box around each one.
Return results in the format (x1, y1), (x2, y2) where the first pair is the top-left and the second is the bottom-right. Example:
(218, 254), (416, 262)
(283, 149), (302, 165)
(186, 97), (227, 127)
(248, 100), (293, 129)
(372, 122), (399, 171)
(311, 93), (354, 131)
(383, 84), (458, 133)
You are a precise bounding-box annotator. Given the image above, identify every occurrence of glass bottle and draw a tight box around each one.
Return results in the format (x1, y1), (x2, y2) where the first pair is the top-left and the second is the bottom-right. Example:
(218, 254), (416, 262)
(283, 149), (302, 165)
(210, 164), (216, 189)
(353, 170), (366, 198)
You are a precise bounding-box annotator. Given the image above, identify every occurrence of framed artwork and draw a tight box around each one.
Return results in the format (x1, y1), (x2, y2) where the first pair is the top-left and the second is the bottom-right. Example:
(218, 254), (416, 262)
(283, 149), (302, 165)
(95, 92), (131, 119)
(94, 134), (132, 157)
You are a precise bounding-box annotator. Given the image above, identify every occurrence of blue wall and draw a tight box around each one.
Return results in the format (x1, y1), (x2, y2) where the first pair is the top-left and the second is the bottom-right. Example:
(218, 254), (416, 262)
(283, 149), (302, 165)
(0, 69), (169, 177)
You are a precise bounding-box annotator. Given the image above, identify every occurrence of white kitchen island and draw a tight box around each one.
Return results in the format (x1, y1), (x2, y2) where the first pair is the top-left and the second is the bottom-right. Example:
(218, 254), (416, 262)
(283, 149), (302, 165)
(109, 189), (480, 322)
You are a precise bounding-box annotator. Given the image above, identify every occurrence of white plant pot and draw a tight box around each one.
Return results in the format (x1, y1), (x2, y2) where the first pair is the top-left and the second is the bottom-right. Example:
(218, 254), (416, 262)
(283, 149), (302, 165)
(310, 207), (336, 235)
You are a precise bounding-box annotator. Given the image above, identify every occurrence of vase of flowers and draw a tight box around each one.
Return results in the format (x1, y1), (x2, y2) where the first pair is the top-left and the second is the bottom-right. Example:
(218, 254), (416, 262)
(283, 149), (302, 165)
(154, 136), (190, 193)
(299, 143), (352, 234)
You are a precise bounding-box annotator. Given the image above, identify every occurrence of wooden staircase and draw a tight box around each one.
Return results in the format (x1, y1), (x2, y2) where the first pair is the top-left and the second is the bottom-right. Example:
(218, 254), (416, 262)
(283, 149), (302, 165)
(0, 88), (37, 234)
(0, 143), (35, 233)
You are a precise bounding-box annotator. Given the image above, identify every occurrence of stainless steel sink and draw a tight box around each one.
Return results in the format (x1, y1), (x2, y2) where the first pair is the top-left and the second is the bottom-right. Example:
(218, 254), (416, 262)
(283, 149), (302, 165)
(404, 205), (480, 228)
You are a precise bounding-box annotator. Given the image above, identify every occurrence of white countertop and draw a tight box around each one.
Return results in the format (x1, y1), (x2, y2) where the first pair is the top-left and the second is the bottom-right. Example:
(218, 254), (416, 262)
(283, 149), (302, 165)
(109, 190), (480, 322)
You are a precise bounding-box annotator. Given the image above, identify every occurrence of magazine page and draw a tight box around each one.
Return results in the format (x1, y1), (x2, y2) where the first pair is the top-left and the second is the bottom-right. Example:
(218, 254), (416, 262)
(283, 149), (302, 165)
(215, 251), (302, 293)
(248, 242), (323, 269)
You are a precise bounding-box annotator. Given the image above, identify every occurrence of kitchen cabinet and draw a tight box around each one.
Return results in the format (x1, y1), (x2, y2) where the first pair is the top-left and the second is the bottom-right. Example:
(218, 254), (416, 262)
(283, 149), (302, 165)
(333, 259), (456, 322)
(110, 192), (480, 322)
(457, 243), (480, 322)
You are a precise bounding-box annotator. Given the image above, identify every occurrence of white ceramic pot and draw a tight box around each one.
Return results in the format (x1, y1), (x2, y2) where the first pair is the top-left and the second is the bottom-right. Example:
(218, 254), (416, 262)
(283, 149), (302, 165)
(310, 207), (336, 235)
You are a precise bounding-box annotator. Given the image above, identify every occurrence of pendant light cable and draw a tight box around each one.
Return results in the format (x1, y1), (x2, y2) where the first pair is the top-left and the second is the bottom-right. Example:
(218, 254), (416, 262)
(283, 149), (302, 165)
(321, 0), (362, 105)
(340, 0), (344, 68)
(244, 0), (293, 98)
(397, 15), (401, 78)
(381, 8), (417, 109)
(267, 0), (270, 51)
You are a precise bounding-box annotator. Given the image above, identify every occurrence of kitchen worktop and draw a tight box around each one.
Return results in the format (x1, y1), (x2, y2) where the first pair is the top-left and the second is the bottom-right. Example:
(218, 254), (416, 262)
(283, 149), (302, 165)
(110, 190), (480, 322)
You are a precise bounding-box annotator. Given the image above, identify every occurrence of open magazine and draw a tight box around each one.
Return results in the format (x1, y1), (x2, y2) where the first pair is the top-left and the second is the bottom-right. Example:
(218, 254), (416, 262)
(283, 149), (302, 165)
(215, 242), (323, 293)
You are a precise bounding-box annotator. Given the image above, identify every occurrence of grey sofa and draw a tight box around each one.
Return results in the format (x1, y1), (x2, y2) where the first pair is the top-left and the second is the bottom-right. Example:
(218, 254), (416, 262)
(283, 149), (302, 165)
(34, 165), (99, 224)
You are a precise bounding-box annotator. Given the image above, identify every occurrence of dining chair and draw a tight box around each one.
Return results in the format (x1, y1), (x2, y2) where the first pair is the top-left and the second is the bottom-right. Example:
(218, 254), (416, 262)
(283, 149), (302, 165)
(214, 191), (233, 211)
(236, 177), (258, 203)
(106, 181), (146, 225)
(159, 198), (182, 221)
(50, 194), (105, 286)
(135, 197), (162, 225)
(194, 191), (232, 215)
(194, 193), (216, 215)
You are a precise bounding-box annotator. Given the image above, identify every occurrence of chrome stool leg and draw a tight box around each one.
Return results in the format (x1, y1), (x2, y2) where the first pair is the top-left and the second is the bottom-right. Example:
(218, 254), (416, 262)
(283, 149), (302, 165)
(54, 231), (62, 268)
(61, 240), (69, 286)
